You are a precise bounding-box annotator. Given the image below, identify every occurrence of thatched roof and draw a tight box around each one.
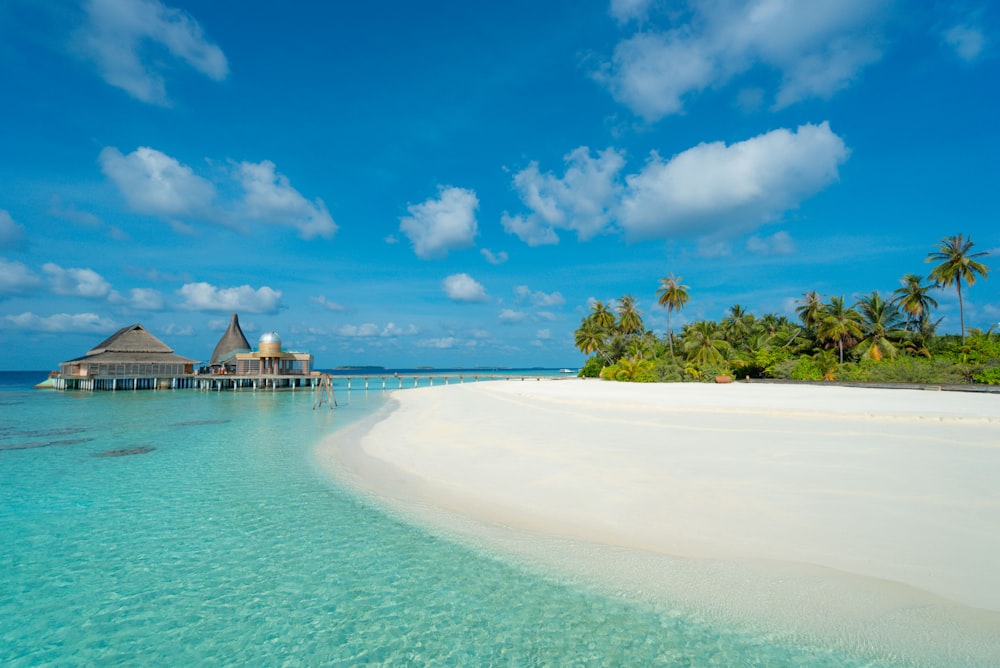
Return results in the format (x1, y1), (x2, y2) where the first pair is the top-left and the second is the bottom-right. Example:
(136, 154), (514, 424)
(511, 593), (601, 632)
(63, 324), (198, 365)
(210, 313), (251, 366)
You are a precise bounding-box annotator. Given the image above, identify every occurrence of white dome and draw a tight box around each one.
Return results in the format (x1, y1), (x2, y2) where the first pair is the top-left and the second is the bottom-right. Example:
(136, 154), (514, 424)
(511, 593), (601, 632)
(259, 331), (281, 345)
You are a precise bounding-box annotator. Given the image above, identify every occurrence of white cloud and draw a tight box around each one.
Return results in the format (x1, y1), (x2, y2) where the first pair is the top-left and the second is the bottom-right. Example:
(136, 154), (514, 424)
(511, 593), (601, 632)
(417, 337), (459, 349)
(163, 323), (194, 336)
(746, 231), (795, 255)
(481, 248), (509, 265)
(126, 287), (165, 310)
(400, 186), (479, 259)
(514, 285), (566, 307)
(0, 211), (26, 249)
(100, 146), (216, 218)
(610, 0), (655, 24)
(77, 0), (228, 105)
(236, 160), (337, 239)
(101, 147), (337, 239)
(618, 122), (849, 240)
(536, 329), (552, 340)
(443, 273), (489, 303)
(382, 322), (418, 336)
(4, 312), (117, 333)
(944, 25), (985, 62)
(42, 263), (112, 299)
(310, 295), (345, 312)
(177, 282), (283, 313)
(502, 147), (625, 246)
(338, 323), (380, 337)
(499, 308), (526, 323)
(0, 259), (41, 296)
(335, 322), (417, 338)
(598, 0), (890, 120)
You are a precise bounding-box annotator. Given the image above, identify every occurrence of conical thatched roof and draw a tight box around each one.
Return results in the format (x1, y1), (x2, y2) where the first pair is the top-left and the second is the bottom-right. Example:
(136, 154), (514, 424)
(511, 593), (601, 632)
(62, 323), (198, 365)
(210, 313), (251, 366)
(87, 323), (174, 355)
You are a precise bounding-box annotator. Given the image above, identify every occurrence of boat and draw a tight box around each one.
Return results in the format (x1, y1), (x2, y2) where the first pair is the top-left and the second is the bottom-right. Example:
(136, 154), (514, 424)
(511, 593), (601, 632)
(559, 368), (577, 374)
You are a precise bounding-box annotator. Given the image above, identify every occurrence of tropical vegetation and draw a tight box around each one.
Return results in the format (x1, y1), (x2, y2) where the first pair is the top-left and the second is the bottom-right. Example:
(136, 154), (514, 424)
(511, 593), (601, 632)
(575, 235), (996, 385)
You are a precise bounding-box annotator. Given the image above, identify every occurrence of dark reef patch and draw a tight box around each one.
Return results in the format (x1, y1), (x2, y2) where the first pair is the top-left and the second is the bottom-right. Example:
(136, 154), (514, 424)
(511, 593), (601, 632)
(93, 446), (156, 457)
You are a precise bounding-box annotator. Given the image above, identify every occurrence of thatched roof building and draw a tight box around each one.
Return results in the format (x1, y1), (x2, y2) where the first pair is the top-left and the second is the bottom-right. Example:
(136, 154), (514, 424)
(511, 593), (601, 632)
(60, 323), (198, 379)
(209, 313), (252, 369)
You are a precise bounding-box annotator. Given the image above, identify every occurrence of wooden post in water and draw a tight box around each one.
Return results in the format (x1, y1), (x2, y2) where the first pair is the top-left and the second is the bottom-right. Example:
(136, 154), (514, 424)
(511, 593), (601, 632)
(313, 374), (337, 410)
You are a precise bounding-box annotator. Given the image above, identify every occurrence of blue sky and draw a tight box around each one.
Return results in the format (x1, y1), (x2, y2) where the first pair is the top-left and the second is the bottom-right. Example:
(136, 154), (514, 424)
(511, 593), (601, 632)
(1, 0), (997, 371)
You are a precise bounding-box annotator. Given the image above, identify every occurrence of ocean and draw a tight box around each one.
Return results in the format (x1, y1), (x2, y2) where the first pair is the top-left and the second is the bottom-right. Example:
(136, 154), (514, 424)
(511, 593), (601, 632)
(1, 371), (895, 666)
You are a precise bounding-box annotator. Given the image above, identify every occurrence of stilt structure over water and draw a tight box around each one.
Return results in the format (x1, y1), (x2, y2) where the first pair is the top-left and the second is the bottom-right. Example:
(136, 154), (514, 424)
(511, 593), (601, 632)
(56, 323), (198, 391)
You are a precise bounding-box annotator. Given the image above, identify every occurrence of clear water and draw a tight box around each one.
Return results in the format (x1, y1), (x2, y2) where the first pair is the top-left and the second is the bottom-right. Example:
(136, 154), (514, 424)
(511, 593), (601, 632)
(1, 372), (900, 666)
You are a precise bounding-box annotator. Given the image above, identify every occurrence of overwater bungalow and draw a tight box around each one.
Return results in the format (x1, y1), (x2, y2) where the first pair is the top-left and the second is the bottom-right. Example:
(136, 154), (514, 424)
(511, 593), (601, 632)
(57, 323), (198, 391)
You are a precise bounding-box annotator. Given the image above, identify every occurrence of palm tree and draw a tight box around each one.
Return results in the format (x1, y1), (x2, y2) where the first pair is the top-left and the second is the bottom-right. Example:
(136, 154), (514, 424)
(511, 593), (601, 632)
(655, 274), (689, 358)
(574, 320), (611, 363)
(722, 304), (755, 346)
(615, 295), (645, 338)
(927, 234), (991, 344)
(854, 291), (905, 361)
(817, 295), (864, 363)
(795, 291), (824, 333)
(681, 320), (731, 366)
(892, 274), (938, 332)
(589, 300), (616, 330)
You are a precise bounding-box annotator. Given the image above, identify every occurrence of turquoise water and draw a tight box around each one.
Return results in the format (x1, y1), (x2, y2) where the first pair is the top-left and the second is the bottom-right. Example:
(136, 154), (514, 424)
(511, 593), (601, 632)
(1, 373), (895, 666)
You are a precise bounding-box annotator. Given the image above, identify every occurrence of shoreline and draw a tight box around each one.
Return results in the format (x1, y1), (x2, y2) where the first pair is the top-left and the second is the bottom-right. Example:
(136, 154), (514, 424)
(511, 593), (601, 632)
(316, 380), (1000, 664)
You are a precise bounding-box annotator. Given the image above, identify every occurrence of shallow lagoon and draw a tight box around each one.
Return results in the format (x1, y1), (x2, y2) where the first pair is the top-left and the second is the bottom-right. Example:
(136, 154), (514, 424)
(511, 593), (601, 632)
(1, 373), (902, 665)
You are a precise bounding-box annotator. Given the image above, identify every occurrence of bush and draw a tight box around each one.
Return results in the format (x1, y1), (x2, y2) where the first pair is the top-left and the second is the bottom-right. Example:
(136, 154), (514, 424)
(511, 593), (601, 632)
(578, 356), (604, 378)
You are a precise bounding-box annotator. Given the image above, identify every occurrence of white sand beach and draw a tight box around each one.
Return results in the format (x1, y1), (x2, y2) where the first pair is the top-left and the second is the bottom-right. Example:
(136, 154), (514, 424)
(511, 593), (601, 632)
(318, 380), (1000, 663)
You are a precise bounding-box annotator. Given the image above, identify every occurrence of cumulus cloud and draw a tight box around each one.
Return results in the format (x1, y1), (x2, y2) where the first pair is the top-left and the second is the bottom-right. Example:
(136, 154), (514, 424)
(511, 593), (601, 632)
(338, 323), (380, 337)
(177, 282), (283, 313)
(610, 0), (655, 24)
(944, 25), (985, 61)
(399, 187), (479, 259)
(499, 308), (526, 323)
(746, 231), (795, 255)
(101, 146), (336, 239)
(310, 295), (345, 312)
(100, 146), (216, 218)
(43, 263), (112, 299)
(502, 147), (625, 246)
(235, 160), (337, 239)
(0, 211), (27, 250)
(514, 285), (566, 307)
(597, 0), (890, 120)
(0, 259), (42, 296)
(417, 337), (459, 349)
(112, 287), (165, 310)
(443, 273), (489, 303)
(618, 122), (849, 240)
(77, 0), (228, 105)
(481, 248), (508, 265)
(4, 312), (117, 333)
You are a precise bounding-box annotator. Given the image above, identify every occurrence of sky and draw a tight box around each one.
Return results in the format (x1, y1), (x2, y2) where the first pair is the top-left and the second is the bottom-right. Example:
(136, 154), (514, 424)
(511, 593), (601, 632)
(1, 0), (998, 371)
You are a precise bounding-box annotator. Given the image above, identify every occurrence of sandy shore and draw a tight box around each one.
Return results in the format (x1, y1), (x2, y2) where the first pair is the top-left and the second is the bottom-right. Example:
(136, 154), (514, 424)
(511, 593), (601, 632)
(318, 379), (1000, 663)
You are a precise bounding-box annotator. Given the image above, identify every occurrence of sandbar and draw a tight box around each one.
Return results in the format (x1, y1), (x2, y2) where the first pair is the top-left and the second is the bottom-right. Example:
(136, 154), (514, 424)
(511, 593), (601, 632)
(317, 379), (1000, 664)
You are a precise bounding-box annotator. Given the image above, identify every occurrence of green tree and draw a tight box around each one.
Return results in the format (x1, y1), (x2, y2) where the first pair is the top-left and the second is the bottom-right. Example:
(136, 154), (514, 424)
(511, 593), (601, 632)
(818, 295), (864, 363)
(795, 291), (825, 334)
(892, 274), (938, 332)
(681, 320), (731, 367)
(615, 295), (645, 338)
(574, 320), (611, 363)
(927, 234), (990, 344)
(853, 291), (905, 361)
(655, 274), (689, 358)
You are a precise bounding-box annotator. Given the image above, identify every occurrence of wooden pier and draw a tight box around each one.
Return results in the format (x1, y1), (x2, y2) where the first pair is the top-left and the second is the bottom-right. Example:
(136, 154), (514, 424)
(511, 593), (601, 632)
(53, 372), (556, 393)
